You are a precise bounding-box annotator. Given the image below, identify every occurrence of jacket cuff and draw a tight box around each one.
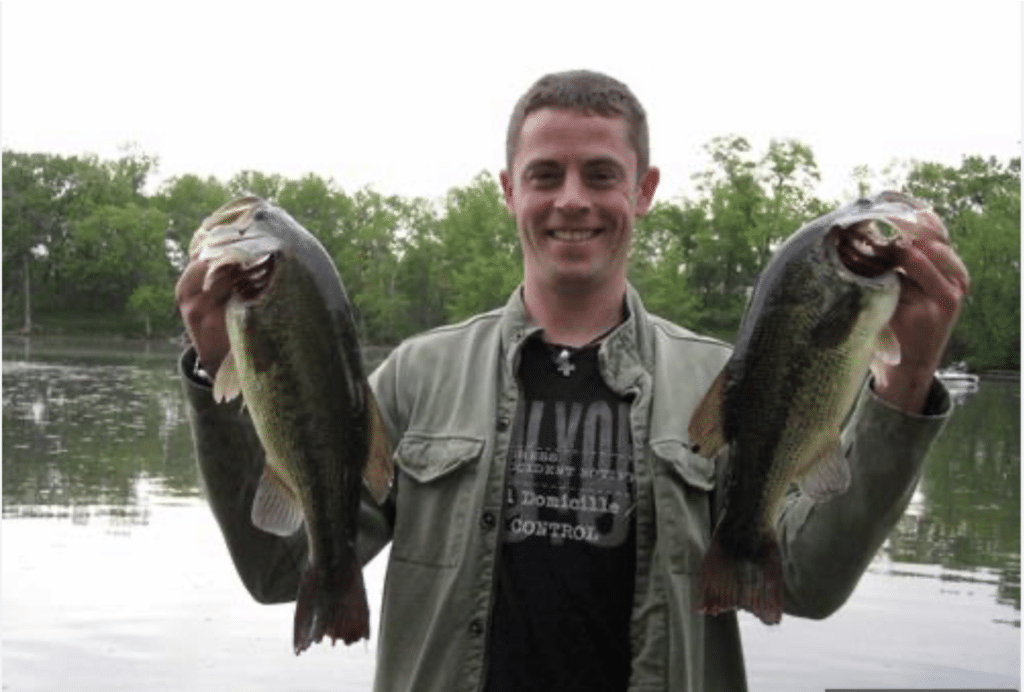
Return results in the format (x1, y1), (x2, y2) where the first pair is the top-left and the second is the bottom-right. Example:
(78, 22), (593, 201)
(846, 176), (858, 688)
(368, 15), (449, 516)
(849, 376), (951, 481)
(179, 347), (226, 413)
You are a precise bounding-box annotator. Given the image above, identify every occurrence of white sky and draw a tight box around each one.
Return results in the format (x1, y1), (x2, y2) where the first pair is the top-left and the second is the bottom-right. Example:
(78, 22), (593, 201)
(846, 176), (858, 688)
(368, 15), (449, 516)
(2, 1), (1021, 206)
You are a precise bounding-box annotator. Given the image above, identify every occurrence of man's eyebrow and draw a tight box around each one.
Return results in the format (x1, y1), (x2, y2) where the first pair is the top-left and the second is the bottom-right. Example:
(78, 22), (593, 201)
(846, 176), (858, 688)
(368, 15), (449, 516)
(523, 158), (560, 169)
(583, 156), (625, 169)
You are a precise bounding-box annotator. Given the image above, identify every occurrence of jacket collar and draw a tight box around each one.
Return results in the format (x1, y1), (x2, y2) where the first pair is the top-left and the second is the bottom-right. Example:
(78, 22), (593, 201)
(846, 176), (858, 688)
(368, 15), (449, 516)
(499, 283), (654, 396)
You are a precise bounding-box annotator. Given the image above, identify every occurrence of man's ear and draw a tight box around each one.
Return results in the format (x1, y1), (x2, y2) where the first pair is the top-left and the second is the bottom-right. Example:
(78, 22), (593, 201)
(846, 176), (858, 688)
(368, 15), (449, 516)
(635, 166), (660, 218)
(499, 170), (515, 214)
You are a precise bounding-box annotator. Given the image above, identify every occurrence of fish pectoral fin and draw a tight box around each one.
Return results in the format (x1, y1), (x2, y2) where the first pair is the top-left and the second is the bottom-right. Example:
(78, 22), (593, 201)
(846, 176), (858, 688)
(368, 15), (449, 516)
(799, 436), (851, 501)
(251, 464), (304, 536)
(362, 384), (395, 505)
(869, 325), (901, 389)
(688, 367), (728, 458)
(213, 350), (243, 403)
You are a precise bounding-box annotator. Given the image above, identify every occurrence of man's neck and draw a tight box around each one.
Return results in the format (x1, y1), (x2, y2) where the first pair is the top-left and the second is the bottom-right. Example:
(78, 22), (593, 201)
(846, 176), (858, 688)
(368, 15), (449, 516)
(523, 280), (626, 348)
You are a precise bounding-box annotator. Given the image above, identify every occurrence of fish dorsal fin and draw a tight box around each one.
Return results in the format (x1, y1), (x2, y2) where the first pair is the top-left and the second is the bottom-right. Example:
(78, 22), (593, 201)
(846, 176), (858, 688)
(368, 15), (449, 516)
(799, 436), (851, 501)
(869, 324), (901, 389)
(251, 464), (304, 536)
(362, 383), (395, 504)
(688, 366), (729, 458)
(213, 350), (242, 403)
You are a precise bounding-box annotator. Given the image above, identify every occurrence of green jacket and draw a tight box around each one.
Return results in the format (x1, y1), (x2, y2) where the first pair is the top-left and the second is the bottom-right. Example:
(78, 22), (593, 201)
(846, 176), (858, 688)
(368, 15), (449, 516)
(182, 285), (950, 692)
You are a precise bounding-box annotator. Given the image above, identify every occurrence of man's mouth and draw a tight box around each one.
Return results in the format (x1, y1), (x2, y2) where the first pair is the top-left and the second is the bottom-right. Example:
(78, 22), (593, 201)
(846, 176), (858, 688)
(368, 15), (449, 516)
(547, 228), (603, 242)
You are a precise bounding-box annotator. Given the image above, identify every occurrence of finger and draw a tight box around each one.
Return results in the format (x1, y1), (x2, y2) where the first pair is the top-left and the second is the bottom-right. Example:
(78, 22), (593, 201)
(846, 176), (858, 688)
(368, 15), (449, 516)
(174, 260), (210, 307)
(897, 241), (965, 315)
(914, 239), (971, 294)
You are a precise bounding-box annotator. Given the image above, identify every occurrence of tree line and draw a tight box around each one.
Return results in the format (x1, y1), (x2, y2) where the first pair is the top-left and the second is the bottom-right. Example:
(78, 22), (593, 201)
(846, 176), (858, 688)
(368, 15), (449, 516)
(3, 138), (1019, 371)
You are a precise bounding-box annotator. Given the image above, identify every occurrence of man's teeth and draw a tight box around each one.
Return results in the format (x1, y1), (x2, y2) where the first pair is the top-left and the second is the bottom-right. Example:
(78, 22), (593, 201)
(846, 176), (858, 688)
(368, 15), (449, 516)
(550, 228), (600, 241)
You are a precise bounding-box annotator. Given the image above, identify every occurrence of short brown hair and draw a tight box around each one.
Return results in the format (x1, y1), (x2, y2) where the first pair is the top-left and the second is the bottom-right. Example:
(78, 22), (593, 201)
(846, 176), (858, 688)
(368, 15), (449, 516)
(505, 70), (650, 179)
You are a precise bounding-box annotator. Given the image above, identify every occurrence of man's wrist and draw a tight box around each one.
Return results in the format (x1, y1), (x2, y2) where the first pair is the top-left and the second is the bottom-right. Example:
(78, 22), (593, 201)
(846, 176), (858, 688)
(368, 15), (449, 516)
(872, 364), (946, 416)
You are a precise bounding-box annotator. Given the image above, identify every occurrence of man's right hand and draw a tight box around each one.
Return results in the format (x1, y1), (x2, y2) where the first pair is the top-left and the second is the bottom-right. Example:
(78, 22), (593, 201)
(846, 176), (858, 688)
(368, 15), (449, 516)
(175, 260), (233, 378)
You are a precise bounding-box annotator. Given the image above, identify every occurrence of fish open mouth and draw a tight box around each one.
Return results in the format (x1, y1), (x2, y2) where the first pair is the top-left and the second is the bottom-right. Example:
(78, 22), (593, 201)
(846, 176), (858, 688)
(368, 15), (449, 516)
(232, 253), (277, 301)
(832, 221), (901, 278)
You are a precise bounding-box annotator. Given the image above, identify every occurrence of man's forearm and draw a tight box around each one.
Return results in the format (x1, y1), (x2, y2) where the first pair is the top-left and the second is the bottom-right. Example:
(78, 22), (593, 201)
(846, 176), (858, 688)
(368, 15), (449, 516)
(181, 348), (307, 604)
(776, 378), (951, 618)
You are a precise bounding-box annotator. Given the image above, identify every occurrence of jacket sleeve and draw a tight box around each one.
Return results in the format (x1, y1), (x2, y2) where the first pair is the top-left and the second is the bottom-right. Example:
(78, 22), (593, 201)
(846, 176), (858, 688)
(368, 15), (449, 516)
(180, 347), (396, 605)
(776, 377), (951, 619)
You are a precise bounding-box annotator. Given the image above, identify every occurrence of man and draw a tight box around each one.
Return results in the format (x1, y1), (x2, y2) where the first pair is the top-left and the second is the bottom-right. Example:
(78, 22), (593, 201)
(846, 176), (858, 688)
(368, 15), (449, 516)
(176, 70), (969, 691)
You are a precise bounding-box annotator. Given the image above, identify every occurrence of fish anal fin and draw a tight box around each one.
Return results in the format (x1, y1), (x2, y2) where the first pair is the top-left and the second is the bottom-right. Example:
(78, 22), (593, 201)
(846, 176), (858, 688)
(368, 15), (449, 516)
(362, 383), (395, 504)
(251, 464), (304, 537)
(213, 350), (242, 403)
(688, 367), (729, 458)
(799, 436), (851, 501)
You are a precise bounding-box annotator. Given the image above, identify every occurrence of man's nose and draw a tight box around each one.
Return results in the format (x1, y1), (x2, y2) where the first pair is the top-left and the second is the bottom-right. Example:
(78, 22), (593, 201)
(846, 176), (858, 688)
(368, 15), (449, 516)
(555, 172), (590, 214)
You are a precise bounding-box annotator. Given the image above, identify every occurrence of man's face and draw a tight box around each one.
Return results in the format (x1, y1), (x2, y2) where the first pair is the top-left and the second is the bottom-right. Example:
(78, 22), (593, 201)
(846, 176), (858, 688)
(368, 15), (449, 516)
(500, 107), (659, 296)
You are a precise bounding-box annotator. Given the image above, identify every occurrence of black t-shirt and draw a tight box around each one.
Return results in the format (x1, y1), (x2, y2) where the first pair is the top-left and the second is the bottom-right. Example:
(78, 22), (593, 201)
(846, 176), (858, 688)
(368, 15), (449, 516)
(483, 335), (637, 692)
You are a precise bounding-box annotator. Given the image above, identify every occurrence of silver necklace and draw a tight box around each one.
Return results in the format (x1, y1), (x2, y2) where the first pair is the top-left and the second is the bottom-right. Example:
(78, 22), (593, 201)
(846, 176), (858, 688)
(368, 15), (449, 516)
(552, 348), (576, 377)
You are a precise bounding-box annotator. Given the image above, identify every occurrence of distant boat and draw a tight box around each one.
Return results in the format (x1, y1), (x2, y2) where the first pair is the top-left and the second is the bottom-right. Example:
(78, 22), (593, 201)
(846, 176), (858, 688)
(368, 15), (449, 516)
(938, 361), (980, 394)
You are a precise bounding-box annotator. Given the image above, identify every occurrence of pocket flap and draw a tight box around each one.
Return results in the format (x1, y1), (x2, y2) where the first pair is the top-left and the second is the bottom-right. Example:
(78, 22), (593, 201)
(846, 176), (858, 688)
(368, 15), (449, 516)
(396, 434), (485, 483)
(650, 438), (715, 491)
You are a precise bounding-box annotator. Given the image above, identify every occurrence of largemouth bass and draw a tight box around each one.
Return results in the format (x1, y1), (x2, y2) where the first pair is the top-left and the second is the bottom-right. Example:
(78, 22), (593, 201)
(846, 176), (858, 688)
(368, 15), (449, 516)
(188, 196), (393, 654)
(688, 191), (948, 625)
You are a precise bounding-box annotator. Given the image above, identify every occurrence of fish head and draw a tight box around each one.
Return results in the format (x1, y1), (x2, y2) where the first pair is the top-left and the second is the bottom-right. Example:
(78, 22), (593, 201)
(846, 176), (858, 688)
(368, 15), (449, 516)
(825, 190), (949, 286)
(189, 196), (354, 319)
(188, 197), (287, 299)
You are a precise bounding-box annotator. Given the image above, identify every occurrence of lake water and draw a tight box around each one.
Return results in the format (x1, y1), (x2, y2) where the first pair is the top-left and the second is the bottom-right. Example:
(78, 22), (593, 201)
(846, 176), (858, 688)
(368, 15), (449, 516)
(2, 336), (1020, 691)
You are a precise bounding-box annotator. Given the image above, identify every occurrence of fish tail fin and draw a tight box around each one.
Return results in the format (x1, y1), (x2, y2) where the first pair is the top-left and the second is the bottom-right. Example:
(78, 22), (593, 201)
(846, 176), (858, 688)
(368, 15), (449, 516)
(293, 562), (370, 655)
(697, 528), (783, 625)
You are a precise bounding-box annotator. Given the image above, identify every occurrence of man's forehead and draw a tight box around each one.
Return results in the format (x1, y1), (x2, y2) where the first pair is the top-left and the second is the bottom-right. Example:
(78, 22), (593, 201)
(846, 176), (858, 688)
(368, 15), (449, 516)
(515, 108), (633, 163)
(519, 107), (628, 138)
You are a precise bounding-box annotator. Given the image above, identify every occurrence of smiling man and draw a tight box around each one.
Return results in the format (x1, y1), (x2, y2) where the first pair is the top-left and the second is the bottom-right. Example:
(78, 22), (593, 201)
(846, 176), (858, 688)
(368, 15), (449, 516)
(501, 105), (659, 348)
(177, 70), (968, 691)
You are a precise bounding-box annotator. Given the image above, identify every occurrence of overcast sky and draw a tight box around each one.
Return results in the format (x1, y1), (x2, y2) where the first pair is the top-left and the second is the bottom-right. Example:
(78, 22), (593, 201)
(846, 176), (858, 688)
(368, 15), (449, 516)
(2, 1), (1021, 206)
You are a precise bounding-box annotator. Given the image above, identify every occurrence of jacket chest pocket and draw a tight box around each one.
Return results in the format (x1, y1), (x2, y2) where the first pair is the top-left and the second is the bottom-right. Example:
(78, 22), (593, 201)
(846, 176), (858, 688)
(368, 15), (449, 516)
(392, 434), (485, 568)
(651, 439), (717, 574)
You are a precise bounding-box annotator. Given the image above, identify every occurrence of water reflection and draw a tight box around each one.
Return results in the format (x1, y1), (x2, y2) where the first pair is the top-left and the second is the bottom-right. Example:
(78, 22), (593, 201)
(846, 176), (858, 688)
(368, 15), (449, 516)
(2, 339), (200, 528)
(2, 337), (1021, 615)
(882, 378), (1021, 615)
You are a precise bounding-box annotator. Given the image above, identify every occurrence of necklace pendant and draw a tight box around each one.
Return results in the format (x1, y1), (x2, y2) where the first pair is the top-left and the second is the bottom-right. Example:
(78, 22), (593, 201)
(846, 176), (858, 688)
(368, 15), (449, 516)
(554, 348), (575, 377)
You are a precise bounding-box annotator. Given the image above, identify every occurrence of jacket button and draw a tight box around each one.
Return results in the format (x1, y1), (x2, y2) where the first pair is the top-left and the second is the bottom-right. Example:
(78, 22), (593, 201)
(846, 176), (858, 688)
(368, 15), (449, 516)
(480, 511), (496, 529)
(496, 416), (510, 432)
(469, 619), (484, 637)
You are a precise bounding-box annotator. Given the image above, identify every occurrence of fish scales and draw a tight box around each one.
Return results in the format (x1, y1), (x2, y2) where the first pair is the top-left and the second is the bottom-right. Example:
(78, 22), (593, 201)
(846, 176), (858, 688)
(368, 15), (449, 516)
(228, 254), (365, 567)
(688, 191), (949, 625)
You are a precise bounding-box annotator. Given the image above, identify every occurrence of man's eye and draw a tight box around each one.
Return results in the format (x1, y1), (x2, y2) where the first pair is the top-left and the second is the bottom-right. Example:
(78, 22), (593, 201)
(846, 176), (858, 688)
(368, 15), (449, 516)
(588, 167), (619, 185)
(529, 169), (560, 184)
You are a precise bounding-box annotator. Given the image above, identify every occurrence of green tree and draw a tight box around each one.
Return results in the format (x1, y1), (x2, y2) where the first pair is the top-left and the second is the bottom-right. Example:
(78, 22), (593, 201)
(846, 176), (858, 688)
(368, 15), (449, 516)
(3, 151), (82, 330)
(844, 155), (1020, 370)
(435, 172), (521, 322)
(393, 199), (446, 336)
(903, 156), (1020, 370)
(630, 199), (706, 328)
(152, 174), (232, 259)
(227, 170), (284, 201)
(51, 204), (171, 322)
(2, 149), (159, 330)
